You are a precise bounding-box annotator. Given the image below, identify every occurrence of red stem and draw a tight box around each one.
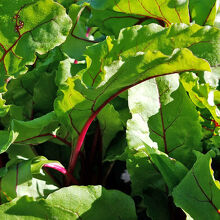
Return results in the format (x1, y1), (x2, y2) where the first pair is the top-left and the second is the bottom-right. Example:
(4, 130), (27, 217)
(43, 163), (78, 185)
(68, 70), (194, 175)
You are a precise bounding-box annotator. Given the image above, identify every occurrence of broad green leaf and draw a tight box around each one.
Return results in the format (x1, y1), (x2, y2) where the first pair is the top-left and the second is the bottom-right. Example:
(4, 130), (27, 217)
(0, 156), (60, 203)
(88, 8), (159, 37)
(0, 0), (72, 92)
(126, 146), (165, 196)
(0, 185), (137, 220)
(55, 45), (210, 145)
(173, 151), (220, 219)
(86, 0), (190, 25)
(7, 144), (36, 160)
(128, 75), (203, 167)
(126, 76), (190, 193)
(0, 196), (49, 219)
(125, 138), (187, 218)
(126, 125), (188, 192)
(189, 0), (218, 25)
(0, 48), (64, 132)
(9, 112), (59, 147)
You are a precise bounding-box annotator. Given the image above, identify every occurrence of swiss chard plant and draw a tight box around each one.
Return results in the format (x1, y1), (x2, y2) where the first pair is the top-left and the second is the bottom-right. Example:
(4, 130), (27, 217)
(0, 0), (220, 219)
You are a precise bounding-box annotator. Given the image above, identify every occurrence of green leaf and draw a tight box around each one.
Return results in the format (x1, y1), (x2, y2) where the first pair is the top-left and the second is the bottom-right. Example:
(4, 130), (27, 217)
(110, 24), (220, 67)
(88, 8), (159, 37)
(0, 156), (60, 203)
(126, 146), (165, 196)
(0, 0), (72, 92)
(61, 4), (97, 60)
(7, 144), (36, 161)
(0, 94), (10, 117)
(143, 189), (170, 220)
(104, 132), (127, 161)
(181, 72), (220, 124)
(55, 45), (210, 144)
(87, 0), (190, 25)
(32, 71), (57, 114)
(189, 0), (218, 25)
(0, 130), (18, 154)
(0, 185), (137, 220)
(0, 196), (49, 219)
(173, 151), (220, 219)
(128, 75), (203, 167)
(10, 112), (59, 146)
(97, 104), (123, 155)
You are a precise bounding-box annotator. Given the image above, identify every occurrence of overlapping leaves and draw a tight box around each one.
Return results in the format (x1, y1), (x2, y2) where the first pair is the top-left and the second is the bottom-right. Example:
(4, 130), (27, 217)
(0, 0), (219, 219)
(0, 0), (71, 92)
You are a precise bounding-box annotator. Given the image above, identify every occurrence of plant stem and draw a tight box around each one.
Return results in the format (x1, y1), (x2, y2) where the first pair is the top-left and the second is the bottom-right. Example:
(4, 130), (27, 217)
(43, 163), (78, 185)
(67, 70), (196, 177)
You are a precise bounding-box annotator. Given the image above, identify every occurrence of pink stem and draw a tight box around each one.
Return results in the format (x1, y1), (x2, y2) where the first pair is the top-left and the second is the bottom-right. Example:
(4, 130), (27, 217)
(86, 27), (92, 38)
(68, 71), (190, 175)
(43, 163), (78, 185)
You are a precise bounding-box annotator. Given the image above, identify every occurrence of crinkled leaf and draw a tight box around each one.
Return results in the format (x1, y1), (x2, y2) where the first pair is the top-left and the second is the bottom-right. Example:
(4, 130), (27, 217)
(0, 185), (137, 220)
(173, 151), (220, 219)
(0, 0), (72, 92)
(181, 72), (220, 124)
(0, 94), (10, 117)
(110, 23), (220, 67)
(126, 126), (188, 193)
